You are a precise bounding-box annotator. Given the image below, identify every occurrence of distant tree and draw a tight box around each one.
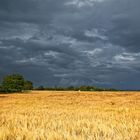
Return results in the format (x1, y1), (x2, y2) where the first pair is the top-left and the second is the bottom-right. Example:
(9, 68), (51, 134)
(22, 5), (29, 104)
(24, 80), (33, 90)
(67, 86), (74, 90)
(2, 74), (25, 93)
(79, 86), (88, 91)
(0, 85), (3, 92)
(36, 86), (45, 90)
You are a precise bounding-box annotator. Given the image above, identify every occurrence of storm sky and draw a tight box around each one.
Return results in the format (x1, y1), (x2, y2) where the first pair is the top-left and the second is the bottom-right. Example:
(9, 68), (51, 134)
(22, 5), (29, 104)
(0, 0), (140, 89)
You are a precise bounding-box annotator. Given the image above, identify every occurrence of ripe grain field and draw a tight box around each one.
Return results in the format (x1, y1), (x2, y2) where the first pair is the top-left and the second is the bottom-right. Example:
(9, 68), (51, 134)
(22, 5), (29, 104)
(0, 91), (140, 140)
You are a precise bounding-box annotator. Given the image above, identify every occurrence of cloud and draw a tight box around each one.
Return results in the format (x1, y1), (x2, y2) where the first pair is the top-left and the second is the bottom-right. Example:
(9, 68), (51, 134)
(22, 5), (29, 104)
(0, 0), (140, 89)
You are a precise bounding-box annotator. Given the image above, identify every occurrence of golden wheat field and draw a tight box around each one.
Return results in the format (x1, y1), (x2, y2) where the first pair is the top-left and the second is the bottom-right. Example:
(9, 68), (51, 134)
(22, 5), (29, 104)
(0, 91), (140, 140)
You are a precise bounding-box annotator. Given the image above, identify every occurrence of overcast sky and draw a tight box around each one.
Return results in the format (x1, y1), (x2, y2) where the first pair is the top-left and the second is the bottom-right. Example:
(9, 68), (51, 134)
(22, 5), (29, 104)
(0, 0), (140, 89)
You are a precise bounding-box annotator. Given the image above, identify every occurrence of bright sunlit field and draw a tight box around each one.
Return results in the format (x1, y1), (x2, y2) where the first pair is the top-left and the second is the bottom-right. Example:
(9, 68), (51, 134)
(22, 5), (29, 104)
(0, 91), (140, 140)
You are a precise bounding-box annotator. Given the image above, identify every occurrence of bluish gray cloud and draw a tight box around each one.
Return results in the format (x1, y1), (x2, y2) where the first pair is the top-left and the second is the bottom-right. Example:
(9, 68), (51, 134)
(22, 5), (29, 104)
(0, 0), (140, 89)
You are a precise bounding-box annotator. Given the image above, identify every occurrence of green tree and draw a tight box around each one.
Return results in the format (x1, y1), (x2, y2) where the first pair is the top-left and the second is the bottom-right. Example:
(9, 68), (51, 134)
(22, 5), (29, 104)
(79, 86), (88, 91)
(36, 86), (45, 90)
(24, 80), (33, 90)
(0, 85), (3, 92)
(2, 74), (25, 93)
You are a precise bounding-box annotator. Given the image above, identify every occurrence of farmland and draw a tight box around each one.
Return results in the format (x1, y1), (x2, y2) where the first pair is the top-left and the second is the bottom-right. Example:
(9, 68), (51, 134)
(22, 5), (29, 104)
(0, 91), (140, 140)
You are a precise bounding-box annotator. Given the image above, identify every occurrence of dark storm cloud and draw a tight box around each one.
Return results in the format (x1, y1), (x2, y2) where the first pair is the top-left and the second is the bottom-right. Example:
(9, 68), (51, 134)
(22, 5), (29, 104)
(105, 0), (140, 52)
(0, 0), (67, 24)
(0, 0), (140, 89)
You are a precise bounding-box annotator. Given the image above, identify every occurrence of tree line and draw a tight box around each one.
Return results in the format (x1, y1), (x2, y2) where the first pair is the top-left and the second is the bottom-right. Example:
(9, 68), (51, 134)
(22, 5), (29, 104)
(0, 74), (118, 93)
(35, 85), (117, 91)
